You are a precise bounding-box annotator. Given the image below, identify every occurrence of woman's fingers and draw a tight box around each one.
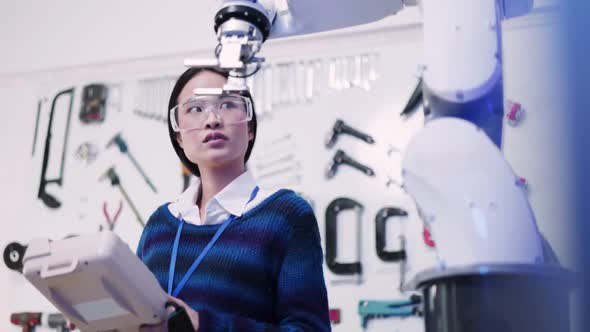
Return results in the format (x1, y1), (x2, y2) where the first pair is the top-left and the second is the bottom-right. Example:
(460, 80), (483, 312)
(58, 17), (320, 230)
(166, 295), (199, 331)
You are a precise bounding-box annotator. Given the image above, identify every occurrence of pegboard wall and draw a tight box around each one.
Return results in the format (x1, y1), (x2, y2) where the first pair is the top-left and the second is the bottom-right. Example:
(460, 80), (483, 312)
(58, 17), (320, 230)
(0, 6), (572, 332)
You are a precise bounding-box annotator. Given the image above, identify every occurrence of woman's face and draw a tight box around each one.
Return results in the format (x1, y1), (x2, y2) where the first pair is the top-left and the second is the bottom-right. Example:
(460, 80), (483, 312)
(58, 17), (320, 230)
(176, 70), (253, 172)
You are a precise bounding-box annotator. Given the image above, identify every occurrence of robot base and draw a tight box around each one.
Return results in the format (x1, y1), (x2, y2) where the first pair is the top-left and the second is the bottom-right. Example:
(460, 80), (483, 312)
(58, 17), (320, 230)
(416, 264), (575, 332)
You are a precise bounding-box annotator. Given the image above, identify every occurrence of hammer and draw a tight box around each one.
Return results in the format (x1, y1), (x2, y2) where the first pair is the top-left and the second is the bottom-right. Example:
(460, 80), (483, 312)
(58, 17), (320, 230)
(107, 132), (158, 193)
(10, 312), (42, 332)
(325, 119), (375, 148)
(100, 167), (145, 227)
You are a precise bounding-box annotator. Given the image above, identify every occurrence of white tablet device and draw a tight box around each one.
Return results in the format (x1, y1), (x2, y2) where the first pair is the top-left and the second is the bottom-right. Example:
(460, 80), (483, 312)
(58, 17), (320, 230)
(23, 231), (168, 332)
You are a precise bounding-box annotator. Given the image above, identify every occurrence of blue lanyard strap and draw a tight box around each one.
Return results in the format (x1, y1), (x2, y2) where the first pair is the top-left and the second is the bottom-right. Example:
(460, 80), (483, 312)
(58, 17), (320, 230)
(168, 185), (259, 297)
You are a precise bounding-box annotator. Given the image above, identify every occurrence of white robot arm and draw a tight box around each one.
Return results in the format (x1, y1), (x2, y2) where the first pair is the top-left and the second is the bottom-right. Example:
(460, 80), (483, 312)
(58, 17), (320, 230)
(197, 0), (545, 264)
(214, 4), (574, 330)
(206, 0), (531, 77)
(210, 0), (405, 71)
(198, 0), (567, 280)
(192, 0), (533, 97)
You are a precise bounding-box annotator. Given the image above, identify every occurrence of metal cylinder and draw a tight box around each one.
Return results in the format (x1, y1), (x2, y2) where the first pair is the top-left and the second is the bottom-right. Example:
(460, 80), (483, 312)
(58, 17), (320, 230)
(416, 265), (575, 332)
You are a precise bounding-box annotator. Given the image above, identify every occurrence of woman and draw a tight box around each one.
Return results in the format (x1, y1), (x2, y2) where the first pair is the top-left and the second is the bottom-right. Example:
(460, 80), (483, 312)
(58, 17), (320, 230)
(137, 67), (330, 331)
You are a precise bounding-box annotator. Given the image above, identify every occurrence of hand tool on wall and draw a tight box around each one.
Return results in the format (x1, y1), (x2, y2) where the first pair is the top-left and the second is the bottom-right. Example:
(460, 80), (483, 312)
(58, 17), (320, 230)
(79, 83), (108, 124)
(10, 312), (42, 332)
(47, 313), (71, 332)
(31, 98), (44, 156)
(375, 207), (408, 262)
(256, 144), (297, 163)
(264, 64), (273, 115)
(100, 167), (145, 227)
(135, 76), (176, 122)
(107, 133), (158, 193)
(256, 154), (295, 172)
(358, 295), (422, 329)
(74, 142), (99, 166)
(99, 200), (123, 231)
(313, 60), (323, 99)
(256, 134), (296, 162)
(325, 119), (375, 148)
(400, 78), (423, 117)
(133, 109), (168, 123)
(329, 309), (341, 325)
(263, 133), (292, 148)
(3, 241), (27, 273)
(325, 149), (375, 179)
(325, 197), (363, 282)
(37, 88), (75, 209)
(257, 162), (301, 180)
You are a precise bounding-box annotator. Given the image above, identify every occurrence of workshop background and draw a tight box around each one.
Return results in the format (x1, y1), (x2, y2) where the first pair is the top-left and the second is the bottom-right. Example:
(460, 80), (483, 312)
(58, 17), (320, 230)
(0, 1), (574, 331)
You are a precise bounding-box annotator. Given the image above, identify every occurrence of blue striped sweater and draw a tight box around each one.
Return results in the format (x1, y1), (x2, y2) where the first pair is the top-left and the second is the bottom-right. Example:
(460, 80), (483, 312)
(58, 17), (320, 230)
(137, 189), (331, 331)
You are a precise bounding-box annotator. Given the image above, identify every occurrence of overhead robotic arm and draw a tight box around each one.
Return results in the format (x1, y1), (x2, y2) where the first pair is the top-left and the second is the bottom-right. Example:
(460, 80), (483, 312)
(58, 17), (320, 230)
(196, 0), (563, 253)
(197, 0), (552, 265)
(195, 0), (532, 103)
(208, 0), (404, 69)
(187, 0), (408, 89)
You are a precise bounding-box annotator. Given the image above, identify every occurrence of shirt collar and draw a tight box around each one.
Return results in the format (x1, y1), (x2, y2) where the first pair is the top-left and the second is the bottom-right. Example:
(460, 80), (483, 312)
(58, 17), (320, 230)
(174, 177), (201, 219)
(173, 170), (257, 219)
(214, 169), (258, 217)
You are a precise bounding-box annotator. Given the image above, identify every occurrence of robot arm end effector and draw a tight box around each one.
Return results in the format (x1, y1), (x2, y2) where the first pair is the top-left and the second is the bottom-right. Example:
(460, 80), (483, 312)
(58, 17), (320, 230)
(214, 1), (274, 69)
(185, 0), (276, 92)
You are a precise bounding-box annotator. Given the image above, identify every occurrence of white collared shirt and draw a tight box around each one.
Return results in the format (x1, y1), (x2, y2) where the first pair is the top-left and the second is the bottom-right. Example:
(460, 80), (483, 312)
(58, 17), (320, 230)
(168, 170), (273, 225)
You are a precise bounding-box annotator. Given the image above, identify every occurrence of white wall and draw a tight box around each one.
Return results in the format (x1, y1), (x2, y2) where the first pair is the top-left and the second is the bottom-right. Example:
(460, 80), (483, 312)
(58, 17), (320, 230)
(0, 0), (424, 77)
(0, 1), (572, 332)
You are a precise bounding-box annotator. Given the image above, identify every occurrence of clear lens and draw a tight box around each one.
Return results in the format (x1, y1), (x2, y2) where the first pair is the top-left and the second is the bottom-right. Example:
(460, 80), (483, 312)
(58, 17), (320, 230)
(170, 94), (252, 132)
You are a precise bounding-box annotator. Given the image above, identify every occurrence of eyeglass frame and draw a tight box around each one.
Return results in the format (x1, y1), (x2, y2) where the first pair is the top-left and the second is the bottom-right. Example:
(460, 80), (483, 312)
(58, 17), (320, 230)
(169, 90), (254, 132)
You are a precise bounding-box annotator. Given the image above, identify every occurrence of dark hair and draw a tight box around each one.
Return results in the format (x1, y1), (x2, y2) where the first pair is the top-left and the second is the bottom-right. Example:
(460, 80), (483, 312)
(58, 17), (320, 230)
(167, 67), (258, 177)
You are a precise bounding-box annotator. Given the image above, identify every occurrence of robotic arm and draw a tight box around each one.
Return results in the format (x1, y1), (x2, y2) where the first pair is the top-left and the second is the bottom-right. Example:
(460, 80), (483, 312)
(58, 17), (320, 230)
(194, 0), (532, 94)
(194, 0), (545, 267)
(187, 0), (408, 89)
(193, 1), (575, 331)
(209, 0), (404, 69)
(192, 0), (546, 256)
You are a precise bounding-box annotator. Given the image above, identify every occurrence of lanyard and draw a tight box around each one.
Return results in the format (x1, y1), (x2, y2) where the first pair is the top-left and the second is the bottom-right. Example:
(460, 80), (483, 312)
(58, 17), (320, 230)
(168, 186), (259, 297)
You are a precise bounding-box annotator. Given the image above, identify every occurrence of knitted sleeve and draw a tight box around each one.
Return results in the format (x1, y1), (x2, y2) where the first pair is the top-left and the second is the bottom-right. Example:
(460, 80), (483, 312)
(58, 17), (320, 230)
(197, 204), (331, 332)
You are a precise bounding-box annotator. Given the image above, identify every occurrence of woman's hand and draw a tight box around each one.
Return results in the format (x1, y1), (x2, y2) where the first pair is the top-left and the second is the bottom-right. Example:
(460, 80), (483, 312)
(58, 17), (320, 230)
(166, 295), (200, 331)
(139, 302), (176, 332)
(139, 296), (199, 331)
